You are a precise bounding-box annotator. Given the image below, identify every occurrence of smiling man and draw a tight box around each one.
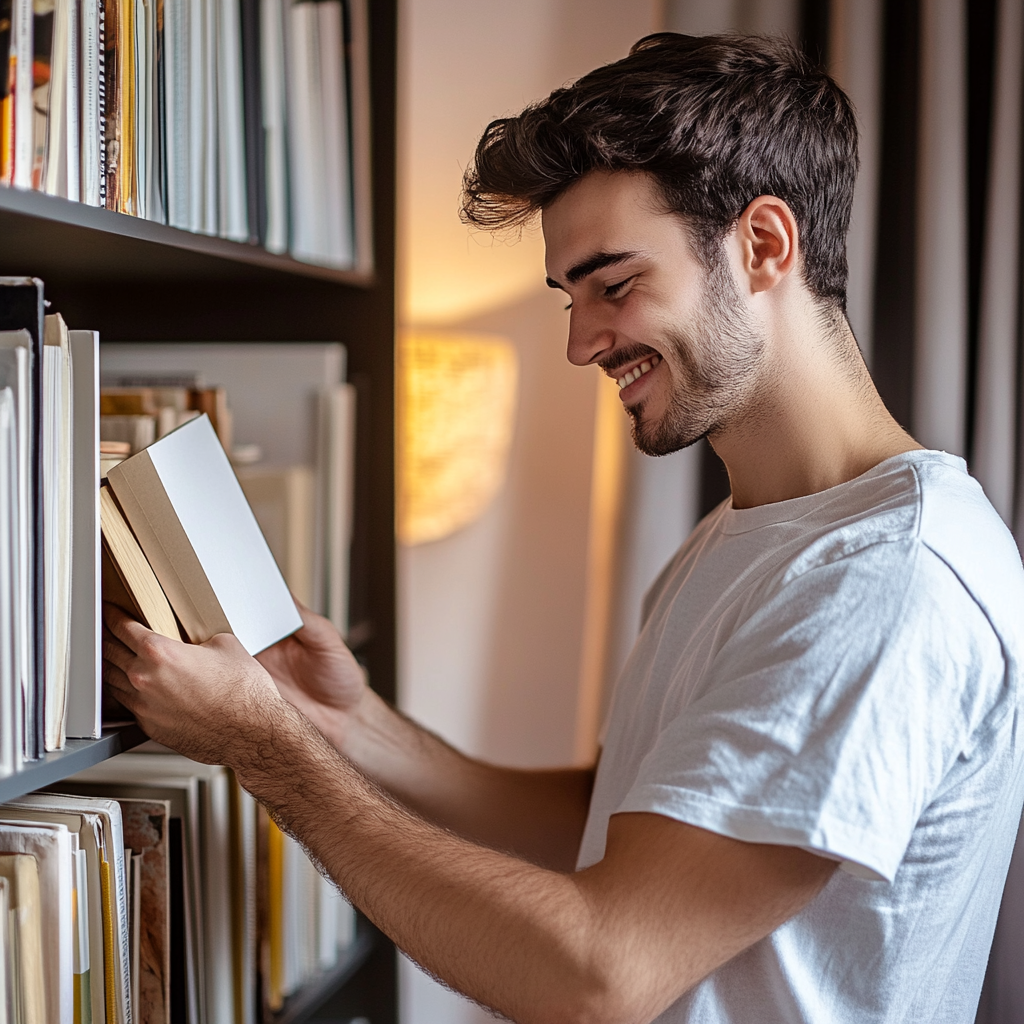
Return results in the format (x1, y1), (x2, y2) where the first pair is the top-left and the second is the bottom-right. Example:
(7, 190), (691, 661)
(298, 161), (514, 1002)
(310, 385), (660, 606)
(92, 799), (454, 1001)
(102, 34), (1024, 1024)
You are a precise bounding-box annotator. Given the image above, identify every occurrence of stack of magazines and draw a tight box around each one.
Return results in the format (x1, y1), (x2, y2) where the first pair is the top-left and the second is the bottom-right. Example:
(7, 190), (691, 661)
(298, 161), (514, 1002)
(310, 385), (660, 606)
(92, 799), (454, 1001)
(0, 0), (367, 270)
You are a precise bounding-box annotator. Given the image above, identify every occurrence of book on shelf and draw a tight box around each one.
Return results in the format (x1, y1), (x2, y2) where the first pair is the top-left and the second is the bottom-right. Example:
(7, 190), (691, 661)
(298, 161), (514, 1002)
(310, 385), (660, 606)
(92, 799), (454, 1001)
(1, 0), (370, 269)
(105, 413), (301, 654)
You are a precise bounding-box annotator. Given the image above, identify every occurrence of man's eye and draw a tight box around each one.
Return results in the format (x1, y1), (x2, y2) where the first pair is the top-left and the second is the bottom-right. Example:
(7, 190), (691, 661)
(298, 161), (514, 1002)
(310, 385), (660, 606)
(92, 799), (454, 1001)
(564, 302), (573, 311)
(604, 277), (634, 298)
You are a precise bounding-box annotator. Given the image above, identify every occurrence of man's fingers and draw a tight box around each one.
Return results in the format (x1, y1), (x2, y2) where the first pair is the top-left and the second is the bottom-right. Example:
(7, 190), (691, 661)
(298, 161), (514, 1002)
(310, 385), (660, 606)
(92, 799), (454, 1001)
(103, 601), (157, 654)
(102, 625), (137, 674)
(102, 658), (137, 700)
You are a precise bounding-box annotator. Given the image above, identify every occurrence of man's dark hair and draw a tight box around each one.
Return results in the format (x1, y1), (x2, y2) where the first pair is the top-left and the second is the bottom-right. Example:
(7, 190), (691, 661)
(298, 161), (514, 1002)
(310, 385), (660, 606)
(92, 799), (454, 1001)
(461, 33), (859, 311)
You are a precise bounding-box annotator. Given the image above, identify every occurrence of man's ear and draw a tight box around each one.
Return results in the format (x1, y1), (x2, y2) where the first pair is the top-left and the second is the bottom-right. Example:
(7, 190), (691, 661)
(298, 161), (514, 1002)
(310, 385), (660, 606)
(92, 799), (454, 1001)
(733, 195), (799, 295)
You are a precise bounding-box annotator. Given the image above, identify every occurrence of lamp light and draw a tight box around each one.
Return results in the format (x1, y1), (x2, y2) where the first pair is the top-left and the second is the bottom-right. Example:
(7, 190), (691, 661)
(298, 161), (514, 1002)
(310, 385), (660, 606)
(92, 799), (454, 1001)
(397, 331), (519, 545)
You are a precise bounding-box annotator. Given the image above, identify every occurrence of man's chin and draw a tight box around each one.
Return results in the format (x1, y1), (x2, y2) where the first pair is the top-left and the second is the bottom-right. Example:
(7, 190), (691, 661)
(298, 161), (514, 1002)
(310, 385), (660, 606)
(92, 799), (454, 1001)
(628, 405), (705, 457)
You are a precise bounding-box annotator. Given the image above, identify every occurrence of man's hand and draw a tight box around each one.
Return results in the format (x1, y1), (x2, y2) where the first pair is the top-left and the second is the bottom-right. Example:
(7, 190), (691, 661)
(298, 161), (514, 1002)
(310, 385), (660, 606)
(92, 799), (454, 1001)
(102, 602), (291, 766)
(255, 603), (368, 751)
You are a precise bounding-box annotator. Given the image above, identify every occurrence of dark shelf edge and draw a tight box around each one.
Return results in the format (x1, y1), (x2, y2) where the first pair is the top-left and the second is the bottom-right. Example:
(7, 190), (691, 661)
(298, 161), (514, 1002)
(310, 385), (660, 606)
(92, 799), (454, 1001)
(0, 724), (148, 803)
(0, 187), (375, 287)
(271, 928), (375, 1024)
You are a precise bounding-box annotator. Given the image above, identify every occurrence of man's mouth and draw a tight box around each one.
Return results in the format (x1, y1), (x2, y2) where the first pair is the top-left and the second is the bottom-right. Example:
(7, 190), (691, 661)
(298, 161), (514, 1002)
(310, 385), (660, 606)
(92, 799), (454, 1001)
(615, 354), (661, 390)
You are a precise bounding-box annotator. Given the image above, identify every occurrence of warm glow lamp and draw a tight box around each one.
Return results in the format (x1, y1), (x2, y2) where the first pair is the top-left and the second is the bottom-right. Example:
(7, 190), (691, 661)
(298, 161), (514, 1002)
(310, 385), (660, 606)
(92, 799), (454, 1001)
(397, 331), (519, 545)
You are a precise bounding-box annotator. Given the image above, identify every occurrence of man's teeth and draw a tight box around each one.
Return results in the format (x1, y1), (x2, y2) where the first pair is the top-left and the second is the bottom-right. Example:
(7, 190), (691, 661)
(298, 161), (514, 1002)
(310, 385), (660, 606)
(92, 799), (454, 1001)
(616, 354), (660, 389)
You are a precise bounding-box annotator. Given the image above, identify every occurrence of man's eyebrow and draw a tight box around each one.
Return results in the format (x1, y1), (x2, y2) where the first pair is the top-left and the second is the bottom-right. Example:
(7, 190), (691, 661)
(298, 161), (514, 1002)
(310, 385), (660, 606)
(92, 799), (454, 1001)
(546, 250), (643, 289)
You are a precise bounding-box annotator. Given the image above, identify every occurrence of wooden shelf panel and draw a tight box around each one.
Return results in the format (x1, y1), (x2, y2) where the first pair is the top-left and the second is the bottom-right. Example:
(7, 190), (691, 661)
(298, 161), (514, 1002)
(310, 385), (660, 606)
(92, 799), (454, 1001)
(272, 927), (375, 1024)
(0, 187), (374, 287)
(0, 725), (148, 803)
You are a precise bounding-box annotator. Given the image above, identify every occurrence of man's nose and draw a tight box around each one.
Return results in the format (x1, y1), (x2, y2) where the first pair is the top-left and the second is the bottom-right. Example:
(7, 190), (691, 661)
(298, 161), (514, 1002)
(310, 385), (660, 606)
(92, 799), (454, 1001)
(565, 308), (615, 367)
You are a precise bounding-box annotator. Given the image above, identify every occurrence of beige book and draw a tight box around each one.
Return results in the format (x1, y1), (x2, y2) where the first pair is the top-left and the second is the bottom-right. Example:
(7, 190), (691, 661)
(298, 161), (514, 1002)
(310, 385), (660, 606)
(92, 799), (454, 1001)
(99, 485), (180, 641)
(0, 854), (45, 1024)
(235, 465), (315, 607)
(107, 415), (301, 655)
(100, 416), (156, 455)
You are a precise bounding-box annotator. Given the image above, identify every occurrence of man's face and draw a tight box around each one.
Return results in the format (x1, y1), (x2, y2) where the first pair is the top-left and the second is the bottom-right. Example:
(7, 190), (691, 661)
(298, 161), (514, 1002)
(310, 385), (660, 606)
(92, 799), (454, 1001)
(542, 171), (766, 455)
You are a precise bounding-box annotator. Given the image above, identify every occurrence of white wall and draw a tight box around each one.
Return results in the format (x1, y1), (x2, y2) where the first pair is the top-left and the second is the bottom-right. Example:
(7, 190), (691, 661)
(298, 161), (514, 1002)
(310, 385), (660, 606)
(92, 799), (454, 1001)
(397, 2), (659, 1020)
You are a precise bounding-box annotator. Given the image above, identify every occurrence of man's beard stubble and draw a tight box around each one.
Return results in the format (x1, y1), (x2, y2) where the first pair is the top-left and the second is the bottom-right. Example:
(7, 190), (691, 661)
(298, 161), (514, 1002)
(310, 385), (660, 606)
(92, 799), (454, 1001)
(625, 257), (767, 457)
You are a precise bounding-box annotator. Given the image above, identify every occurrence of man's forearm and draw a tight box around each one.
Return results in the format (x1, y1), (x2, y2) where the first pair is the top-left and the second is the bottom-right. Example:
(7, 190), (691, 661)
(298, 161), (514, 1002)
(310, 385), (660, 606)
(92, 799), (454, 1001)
(333, 688), (594, 869)
(232, 704), (604, 1024)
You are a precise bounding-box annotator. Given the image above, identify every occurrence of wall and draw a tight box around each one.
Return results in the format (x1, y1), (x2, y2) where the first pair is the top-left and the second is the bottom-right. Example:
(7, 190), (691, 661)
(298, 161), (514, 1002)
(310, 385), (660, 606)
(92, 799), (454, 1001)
(396, 2), (659, 1020)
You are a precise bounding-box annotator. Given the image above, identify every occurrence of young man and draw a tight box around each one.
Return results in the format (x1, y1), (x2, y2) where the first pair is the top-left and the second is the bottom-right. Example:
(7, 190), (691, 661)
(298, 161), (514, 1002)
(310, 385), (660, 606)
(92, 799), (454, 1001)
(102, 34), (1024, 1023)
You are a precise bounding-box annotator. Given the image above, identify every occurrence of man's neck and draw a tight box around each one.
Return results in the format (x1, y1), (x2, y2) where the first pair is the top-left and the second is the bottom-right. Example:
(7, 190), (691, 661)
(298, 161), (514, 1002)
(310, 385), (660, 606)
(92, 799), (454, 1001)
(710, 323), (922, 510)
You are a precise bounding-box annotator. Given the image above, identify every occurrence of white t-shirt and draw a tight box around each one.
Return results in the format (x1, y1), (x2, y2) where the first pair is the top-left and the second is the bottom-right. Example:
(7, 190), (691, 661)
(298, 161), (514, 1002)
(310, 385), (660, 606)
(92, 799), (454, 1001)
(580, 450), (1024, 1023)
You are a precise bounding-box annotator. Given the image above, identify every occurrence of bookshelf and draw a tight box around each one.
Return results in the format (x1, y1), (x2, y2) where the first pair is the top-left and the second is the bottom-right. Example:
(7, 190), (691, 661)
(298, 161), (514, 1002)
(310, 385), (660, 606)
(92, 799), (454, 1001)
(0, 1), (399, 1021)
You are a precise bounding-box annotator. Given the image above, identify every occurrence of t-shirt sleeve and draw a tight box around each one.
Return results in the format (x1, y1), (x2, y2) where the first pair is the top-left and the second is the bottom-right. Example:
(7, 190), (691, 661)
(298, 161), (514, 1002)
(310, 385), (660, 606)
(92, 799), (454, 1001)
(616, 539), (1007, 883)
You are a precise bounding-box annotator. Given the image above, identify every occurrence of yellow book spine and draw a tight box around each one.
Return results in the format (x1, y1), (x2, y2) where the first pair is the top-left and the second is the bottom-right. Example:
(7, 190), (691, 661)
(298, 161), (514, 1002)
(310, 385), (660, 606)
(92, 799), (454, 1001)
(267, 821), (284, 1012)
(100, 858), (117, 1024)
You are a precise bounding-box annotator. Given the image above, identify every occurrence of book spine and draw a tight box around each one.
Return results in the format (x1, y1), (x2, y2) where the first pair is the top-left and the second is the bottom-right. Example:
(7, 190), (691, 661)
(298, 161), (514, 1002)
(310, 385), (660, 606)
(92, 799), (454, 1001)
(0, 0), (13, 184)
(239, 0), (264, 246)
(103, 0), (118, 210)
(65, 0), (81, 201)
(11, 0), (32, 188)
(80, 0), (101, 204)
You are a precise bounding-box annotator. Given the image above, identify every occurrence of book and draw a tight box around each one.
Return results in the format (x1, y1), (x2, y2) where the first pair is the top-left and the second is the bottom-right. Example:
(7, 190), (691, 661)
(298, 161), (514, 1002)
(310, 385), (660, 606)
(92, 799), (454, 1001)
(2, 796), (111, 1024)
(0, 819), (74, 1024)
(0, 853), (45, 1024)
(0, 338), (29, 770)
(235, 465), (316, 608)
(42, 314), (73, 751)
(0, 0), (12, 184)
(79, 0), (103, 205)
(106, 414), (301, 654)
(0, 388), (17, 776)
(0, 279), (44, 762)
(116, 799), (170, 1024)
(99, 484), (180, 641)
(66, 330), (102, 741)
(10, 0), (32, 188)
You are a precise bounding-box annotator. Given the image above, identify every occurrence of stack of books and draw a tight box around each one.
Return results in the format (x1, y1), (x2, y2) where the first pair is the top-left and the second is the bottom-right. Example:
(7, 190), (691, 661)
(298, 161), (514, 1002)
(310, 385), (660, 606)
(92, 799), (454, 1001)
(0, 0), (369, 269)
(0, 750), (357, 1024)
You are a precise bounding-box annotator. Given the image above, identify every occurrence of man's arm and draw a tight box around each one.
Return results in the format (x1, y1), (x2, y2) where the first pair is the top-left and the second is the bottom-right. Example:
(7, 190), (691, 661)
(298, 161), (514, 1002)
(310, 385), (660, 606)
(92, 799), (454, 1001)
(254, 604), (593, 869)
(103, 612), (837, 1024)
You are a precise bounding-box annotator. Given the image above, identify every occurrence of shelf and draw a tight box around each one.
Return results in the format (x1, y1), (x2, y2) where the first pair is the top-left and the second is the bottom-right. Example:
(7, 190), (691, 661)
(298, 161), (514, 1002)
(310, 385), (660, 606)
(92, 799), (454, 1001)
(271, 928), (375, 1024)
(0, 724), (148, 803)
(0, 187), (375, 287)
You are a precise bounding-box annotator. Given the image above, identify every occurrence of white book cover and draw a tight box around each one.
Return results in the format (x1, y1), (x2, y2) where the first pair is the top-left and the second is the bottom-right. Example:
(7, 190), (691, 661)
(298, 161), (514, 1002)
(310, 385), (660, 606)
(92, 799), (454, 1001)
(66, 331), (101, 740)
(216, 0), (247, 242)
(108, 414), (302, 655)
(42, 320), (73, 751)
(0, 336), (31, 765)
(0, 820), (74, 1024)
(79, 0), (102, 205)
